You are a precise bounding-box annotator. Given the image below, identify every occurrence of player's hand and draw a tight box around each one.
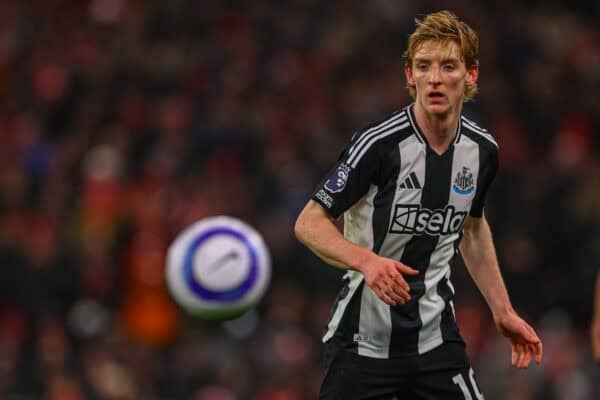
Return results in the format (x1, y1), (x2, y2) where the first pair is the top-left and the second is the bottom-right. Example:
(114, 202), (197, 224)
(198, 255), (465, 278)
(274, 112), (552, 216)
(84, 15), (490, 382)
(358, 254), (419, 306)
(494, 312), (543, 369)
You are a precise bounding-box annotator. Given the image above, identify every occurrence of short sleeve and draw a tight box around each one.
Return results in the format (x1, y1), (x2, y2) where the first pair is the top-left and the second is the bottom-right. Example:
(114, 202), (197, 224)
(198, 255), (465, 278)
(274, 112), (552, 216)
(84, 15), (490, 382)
(469, 146), (499, 217)
(311, 136), (381, 219)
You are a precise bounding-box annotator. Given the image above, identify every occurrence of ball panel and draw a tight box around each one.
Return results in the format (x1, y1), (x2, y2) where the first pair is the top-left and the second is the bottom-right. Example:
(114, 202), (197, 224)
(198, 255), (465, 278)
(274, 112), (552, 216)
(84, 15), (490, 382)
(182, 227), (259, 302)
(192, 235), (249, 291)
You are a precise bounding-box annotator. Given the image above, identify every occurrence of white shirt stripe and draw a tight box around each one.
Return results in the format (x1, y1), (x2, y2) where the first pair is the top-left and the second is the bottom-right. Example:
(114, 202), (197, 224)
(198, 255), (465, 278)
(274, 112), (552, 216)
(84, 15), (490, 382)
(322, 185), (378, 343)
(461, 118), (490, 136)
(461, 116), (488, 132)
(322, 271), (364, 343)
(462, 123), (498, 147)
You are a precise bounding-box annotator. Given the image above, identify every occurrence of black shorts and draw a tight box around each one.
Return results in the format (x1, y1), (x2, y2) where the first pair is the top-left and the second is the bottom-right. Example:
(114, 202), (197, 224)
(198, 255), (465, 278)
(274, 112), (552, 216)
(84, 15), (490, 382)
(319, 341), (484, 400)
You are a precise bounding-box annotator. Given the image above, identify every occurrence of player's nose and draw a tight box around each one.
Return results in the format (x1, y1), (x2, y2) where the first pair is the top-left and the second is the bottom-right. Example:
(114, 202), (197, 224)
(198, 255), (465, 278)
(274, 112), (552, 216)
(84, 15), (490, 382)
(428, 65), (442, 83)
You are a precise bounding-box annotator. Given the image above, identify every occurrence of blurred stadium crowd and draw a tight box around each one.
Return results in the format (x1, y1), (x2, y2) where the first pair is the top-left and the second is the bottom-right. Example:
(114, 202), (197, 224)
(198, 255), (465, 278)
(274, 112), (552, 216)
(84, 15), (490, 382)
(0, 0), (598, 399)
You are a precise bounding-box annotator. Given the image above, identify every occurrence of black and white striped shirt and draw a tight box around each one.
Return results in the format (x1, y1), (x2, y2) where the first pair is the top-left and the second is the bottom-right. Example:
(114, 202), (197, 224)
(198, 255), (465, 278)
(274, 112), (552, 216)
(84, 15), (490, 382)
(312, 103), (498, 358)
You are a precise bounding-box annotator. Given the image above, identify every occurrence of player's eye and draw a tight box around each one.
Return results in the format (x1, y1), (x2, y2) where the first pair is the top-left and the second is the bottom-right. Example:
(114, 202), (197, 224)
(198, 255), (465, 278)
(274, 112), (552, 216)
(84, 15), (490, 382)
(443, 64), (457, 71)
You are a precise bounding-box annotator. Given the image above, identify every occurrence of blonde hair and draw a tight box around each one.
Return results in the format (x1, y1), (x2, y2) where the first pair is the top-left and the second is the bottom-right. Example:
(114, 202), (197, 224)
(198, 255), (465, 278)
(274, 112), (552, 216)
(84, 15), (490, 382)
(404, 10), (479, 101)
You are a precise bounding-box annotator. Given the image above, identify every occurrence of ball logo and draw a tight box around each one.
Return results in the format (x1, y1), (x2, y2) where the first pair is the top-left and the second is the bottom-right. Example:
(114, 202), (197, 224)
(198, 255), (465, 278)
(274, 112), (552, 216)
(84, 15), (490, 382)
(325, 163), (351, 193)
(389, 205), (467, 235)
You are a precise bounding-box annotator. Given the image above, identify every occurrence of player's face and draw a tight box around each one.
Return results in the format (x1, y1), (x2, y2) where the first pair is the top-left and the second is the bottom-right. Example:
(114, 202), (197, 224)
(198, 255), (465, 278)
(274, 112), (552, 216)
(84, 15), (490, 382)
(405, 40), (478, 116)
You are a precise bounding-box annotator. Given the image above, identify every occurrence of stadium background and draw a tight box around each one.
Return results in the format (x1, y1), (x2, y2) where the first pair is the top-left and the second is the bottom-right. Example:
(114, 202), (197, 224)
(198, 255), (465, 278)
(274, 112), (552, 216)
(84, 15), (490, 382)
(0, 0), (598, 399)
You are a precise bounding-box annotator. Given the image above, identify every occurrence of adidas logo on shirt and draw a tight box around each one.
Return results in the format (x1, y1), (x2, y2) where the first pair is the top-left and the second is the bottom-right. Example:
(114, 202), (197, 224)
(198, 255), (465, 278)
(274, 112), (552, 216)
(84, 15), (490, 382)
(399, 172), (422, 189)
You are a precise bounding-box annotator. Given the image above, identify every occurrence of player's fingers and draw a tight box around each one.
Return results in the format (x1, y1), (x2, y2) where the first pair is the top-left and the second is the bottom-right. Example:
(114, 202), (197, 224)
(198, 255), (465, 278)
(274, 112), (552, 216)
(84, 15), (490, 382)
(520, 345), (531, 369)
(389, 284), (410, 302)
(372, 284), (393, 306)
(522, 346), (533, 368)
(381, 291), (397, 306)
(389, 272), (411, 294)
(524, 327), (543, 365)
(385, 285), (410, 304)
(378, 284), (400, 306)
(525, 325), (541, 344)
(386, 280), (412, 304)
(534, 341), (543, 364)
(520, 345), (530, 369)
(518, 344), (528, 368)
(511, 343), (518, 366)
(395, 262), (419, 275)
(529, 343), (538, 365)
(515, 344), (523, 368)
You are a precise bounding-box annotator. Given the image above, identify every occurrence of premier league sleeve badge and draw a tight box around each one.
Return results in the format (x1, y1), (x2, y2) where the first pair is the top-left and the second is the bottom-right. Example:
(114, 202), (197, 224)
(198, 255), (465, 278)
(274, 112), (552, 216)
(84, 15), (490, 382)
(324, 163), (351, 193)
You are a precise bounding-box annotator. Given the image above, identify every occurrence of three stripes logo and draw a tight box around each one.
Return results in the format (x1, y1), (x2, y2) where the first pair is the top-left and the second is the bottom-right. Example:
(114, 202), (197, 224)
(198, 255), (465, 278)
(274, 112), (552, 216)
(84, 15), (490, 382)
(399, 172), (422, 190)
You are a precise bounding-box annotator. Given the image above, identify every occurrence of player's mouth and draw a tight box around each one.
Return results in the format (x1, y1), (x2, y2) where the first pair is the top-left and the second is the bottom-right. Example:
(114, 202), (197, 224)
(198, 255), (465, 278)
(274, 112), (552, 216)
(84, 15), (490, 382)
(428, 91), (445, 102)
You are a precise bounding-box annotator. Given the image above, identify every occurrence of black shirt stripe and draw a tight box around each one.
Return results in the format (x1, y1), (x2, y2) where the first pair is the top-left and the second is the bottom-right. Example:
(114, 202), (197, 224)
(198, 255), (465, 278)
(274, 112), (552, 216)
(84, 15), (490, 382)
(390, 146), (455, 355)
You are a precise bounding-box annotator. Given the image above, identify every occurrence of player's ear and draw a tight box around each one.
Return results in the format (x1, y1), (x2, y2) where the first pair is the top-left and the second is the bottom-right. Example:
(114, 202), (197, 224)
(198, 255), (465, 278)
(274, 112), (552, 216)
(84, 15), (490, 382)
(465, 65), (479, 86)
(405, 64), (415, 86)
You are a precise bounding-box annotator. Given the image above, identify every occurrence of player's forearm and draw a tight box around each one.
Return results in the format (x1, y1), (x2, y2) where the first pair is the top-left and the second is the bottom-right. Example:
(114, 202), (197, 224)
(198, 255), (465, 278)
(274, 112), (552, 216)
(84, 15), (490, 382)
(460, 216), (514, 319)
(294, 200), (371, 271)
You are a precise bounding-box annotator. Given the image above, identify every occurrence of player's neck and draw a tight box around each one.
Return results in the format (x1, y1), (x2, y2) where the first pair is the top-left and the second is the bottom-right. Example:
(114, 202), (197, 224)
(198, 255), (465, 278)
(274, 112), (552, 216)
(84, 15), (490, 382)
(413, 102), (461, 155)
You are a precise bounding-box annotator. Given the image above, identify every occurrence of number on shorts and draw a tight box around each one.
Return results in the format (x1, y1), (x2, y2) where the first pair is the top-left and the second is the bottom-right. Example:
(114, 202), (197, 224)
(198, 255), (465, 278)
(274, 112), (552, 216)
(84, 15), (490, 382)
(452, 368), (484, 400)
(468, 368), (484, 399)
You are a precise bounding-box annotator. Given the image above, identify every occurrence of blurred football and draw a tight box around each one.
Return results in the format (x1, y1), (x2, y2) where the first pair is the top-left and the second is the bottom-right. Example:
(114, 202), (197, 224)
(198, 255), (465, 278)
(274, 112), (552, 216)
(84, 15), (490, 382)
(166, 216), (271, 320)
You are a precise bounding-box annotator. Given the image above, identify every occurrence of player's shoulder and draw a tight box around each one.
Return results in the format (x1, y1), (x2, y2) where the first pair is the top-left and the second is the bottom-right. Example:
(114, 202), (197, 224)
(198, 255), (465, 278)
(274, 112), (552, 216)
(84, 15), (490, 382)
(459, 113), (498, 152)
(349, 108), (412, 151)
(350, 108), (412, 144)
(344, 109), (413, 168)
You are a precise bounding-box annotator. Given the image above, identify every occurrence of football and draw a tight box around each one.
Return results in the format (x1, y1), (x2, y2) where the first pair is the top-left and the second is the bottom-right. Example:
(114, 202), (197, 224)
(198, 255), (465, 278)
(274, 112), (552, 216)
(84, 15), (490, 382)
(166, 216), (271, 320)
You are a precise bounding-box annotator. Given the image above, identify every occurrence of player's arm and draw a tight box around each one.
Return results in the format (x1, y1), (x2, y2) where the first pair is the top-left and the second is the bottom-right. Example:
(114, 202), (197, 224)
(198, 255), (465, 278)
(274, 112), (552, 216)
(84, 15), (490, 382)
(460, 214), (543, 368)
(294, 200), (418, 306)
